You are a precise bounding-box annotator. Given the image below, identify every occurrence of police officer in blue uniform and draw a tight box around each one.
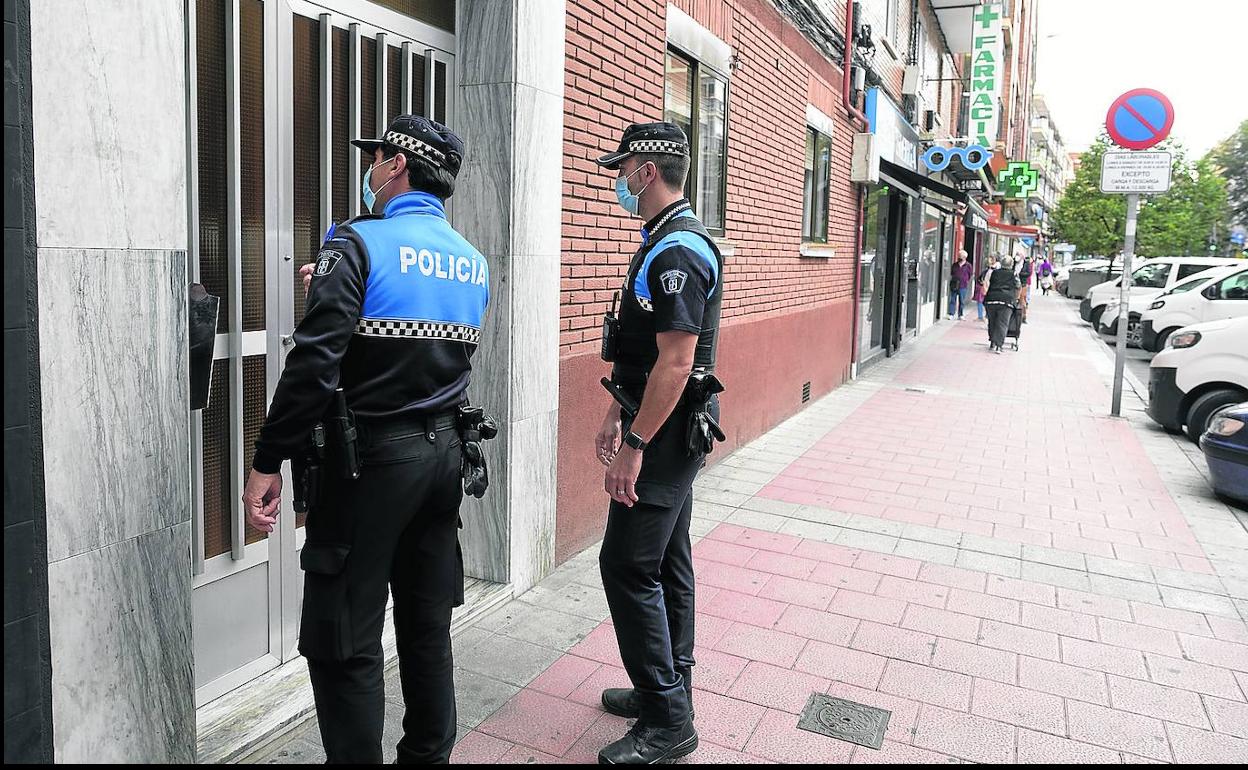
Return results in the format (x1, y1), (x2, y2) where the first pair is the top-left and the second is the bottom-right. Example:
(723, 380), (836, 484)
(592, 122), (724, 764)
(241, 115), (489, 764)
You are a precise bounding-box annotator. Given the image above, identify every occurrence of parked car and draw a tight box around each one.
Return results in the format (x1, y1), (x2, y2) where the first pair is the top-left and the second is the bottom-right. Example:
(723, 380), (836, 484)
(1064, 259), (1116, 299)
(1139, 265), (1248, 352)
(1147, 317), (1248, 442)
(1080, 257), (1241, 329)
(1199, 402), (1248, 505)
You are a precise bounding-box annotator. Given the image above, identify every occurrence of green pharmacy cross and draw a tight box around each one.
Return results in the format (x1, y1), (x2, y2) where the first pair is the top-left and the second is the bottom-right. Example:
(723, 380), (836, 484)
(997, 161), (1039, 199)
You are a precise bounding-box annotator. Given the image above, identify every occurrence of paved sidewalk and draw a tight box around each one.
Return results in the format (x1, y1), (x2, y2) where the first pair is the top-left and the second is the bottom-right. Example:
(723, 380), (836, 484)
(250, 293), (1248, 764)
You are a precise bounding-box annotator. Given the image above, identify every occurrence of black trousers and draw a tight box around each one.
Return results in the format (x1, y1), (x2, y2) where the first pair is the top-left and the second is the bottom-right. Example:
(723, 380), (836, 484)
(986, 303), (1012, 348)
(599, 399), (717, 729)
(298, 418), (464, 764)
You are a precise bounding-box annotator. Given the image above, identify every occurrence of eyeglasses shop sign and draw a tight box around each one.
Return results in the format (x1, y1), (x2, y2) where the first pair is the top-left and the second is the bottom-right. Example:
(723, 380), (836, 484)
(1099, 151), (1172, 194)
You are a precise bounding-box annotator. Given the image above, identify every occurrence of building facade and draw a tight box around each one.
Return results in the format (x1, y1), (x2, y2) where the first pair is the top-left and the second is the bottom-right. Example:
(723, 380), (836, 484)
(3, 0), (1034, 762)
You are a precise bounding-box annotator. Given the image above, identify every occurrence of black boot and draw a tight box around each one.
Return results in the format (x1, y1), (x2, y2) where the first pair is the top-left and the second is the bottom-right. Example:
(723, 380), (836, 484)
(597, 720), (698, 765)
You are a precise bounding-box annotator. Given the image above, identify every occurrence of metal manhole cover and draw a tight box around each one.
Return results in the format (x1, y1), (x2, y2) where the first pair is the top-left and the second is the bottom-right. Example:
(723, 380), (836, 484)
(796, 693), (890, 750)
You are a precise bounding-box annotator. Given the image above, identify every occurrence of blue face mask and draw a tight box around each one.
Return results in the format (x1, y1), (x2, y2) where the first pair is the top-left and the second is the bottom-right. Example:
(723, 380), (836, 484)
(362, 158), (400, 213)
(614, 164), (650, 216)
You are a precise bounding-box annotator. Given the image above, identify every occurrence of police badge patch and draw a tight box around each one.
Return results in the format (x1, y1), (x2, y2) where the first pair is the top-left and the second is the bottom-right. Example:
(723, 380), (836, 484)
(314, 250), (343, 277)
(660, 269), (688, 295)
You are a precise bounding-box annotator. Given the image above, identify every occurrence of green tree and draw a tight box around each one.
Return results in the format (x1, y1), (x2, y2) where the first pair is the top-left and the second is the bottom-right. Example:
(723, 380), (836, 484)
(1208, 119), (1247, 227)
(1052, 136), (1229, 258)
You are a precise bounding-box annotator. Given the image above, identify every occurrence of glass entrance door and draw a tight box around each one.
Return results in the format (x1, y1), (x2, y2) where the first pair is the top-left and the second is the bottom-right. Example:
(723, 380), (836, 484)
(190, 0), (455, 706)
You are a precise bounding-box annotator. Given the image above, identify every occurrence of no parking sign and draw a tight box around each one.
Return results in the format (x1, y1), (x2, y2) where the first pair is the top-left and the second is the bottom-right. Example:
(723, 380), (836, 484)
(1106, 89), (1174, 150)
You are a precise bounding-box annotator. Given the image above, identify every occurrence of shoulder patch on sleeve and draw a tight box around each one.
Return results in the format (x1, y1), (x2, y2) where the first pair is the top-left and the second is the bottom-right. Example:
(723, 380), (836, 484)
(659, 269), (688, 295)
(314, 250), (344, 277)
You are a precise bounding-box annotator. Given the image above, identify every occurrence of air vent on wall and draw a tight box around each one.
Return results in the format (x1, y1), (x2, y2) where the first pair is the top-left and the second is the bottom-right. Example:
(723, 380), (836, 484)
(802, 382), (812, 403)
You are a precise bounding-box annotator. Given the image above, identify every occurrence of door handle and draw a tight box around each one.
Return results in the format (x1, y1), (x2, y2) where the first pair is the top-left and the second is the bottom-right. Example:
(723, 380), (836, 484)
(281, 334), (294, 347)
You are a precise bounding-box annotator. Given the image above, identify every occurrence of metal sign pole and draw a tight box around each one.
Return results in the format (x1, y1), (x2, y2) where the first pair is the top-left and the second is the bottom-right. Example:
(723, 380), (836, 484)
(1111, 192), (1140, 416)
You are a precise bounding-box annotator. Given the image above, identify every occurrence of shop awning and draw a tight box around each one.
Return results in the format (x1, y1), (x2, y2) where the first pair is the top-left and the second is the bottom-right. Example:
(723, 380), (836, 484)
(988, 221), (1041, 238)
(881, 160), (963, 205)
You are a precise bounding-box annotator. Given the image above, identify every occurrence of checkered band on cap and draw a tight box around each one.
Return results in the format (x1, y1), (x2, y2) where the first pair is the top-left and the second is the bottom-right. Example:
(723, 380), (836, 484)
(355, 318), (480, 344)
(628, 139), (688, 156)
(385, 131), (447, 164)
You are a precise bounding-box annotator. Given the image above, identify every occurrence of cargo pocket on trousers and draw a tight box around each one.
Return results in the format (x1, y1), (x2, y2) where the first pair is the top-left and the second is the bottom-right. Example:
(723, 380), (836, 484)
(633, 480), (680, 509)
(298, 543), (353, 662)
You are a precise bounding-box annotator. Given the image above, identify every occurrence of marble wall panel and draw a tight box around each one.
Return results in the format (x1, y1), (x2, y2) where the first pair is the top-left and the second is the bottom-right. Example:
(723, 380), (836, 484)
(48, 522), (195, 763)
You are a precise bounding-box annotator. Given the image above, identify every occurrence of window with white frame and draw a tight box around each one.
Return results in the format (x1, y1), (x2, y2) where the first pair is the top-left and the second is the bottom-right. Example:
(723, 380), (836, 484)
(802, 126), (832, 243)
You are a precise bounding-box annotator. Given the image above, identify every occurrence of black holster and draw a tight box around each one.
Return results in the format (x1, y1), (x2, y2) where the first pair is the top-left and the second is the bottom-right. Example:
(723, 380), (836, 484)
(456, 406), (499, 499)
(292, 424), (327, 514)
(682, 373), (726, 457)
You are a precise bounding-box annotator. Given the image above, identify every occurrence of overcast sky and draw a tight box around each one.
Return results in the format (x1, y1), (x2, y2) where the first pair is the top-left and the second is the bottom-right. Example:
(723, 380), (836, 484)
(1034, 0), (1247, 158)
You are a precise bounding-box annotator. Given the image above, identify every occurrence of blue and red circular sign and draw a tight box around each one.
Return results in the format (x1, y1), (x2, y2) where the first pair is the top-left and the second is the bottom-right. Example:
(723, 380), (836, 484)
(1106, 88), (1174, 150)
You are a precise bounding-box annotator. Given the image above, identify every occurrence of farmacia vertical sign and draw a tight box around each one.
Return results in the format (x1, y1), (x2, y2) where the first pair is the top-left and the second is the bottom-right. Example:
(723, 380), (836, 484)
(969, 3), (1002, 149)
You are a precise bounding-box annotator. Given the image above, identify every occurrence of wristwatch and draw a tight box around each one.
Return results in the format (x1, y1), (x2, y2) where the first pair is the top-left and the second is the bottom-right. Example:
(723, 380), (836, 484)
(623, 430), (649, 451)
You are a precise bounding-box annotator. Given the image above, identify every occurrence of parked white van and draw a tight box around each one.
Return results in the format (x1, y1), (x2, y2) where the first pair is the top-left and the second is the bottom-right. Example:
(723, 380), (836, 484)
(1079, 257), (1241, 330)
(1139, 264), (1248, 351)
(1148, 316), (1248, 441)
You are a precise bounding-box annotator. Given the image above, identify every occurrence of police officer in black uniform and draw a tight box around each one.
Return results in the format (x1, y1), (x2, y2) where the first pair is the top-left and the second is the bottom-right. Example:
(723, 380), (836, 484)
(242, 115), (490, 764)
(592, 122), (724, 764)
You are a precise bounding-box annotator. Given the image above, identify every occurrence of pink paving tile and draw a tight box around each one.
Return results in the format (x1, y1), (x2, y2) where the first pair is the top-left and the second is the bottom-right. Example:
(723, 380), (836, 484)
(849, 741), (961, 763)
(498, 744), (568, 763)
(1066, 700), (1170, 761)
(566, 663), (631, 709)
(931, 638), (1017, 684)
(874, 575), (949, 608)
(687, 689), (768, 751)
(1178, 633), (1248, 673)
(1019, 603), (1098, 641)
(852, 551), (922, 580)
(900, 604), (981, 642)
(1130, 602), (1213, 636)
(744, 549), (819, 580)
(985, 574), (1057, 606)
(707, 523), (751, 542)
(793, 640), (887, 690)
(1018, 656), (1109, 705)
(807, 564), (884, 594)
(695, 560), (771, 596)
(450, 731), (514, 763)
(1079, 523), (1142, 547)
(970, 678), (1066, 734)
(912, 704), (1015, 764)
(1177, 553), (1217, 574)
(1165, 721), (1248, 764)
(827, 589), (907, 625)
(567, 622), (624, 667)
(742, 706), (855, 764)
(692, 645), (750, 694)
(792, 538), (859, 566)
(879, 659), (972, 712)
(1206, 696), (1248, 739)
(700, 588), (788, 629)
(673, 742), (774, 764)
(936, 516), (995, 536)
(1016, 727), (1122, 764)
(1208, 615), (1248, 645)
(1021, 516), (1081, 537)
(1107, 675), (1210, 728)
(726, 661), (831, 714)
(946, 588), (1020, 624)
(1061, 637), (1149, 680)
(882, 506), (940, 527)
(1098, 618), (1183, 656)
(771, 604), (858, 646)
(918, 562), (988, 592)
(692, 538), (758, 567)
(733, 528), (802, 555)
(978, 620), (1059, 660)
(1138, 533), (1205, 557)
(710, 622), (809, 669)
(529, 654), (603, 699)
(992, 524), (1054, 548)
(695, 612), (736, 649)
(1145, 652), (1245, 700)
(757, 574), (836, 611)
(968, 506), (1025, 528)
(850, 621), (938, 665)
(476, 689), (601, 756)
(1056, 587), (1133, 621)
(561, 712), (636, 764)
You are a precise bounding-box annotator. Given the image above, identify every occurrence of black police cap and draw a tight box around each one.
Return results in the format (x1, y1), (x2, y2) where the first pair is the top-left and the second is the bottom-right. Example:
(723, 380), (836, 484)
(352, 115), (464, 178)
(595, 121), (690, 170)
